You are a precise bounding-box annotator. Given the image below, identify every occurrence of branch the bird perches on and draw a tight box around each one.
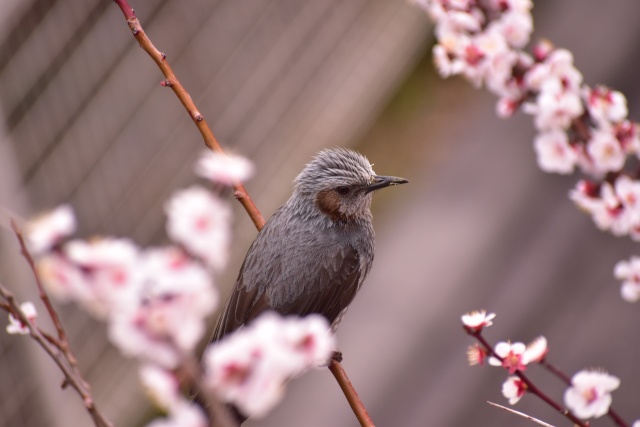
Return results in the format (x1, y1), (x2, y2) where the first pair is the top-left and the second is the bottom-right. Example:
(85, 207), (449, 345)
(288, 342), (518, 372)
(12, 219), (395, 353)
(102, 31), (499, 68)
(111, 1), (374, 426)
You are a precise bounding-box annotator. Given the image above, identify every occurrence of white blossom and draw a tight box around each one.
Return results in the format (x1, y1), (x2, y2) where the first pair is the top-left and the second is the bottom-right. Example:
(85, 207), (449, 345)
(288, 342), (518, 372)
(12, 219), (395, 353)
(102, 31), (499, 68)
(586, 127), (626, 175)
(489, 9), (533, 48)
(564, 370), (619, 419)
(64, 237), (141, 318)
(489, 341), (527, 373)
(165, 186), (231, 270)
(140, 365), (181, 411)
(523, 336), (548, 363)
(461, 309), (496, 331)
(614, 256), (640, 302)
(533, 130), (577, 174)
(502, 376), (527, 405)
(25, 205), (76, 255)
(145, 401), (207, 427)
(108, 247), (217, 367)
(6, 302), (37, 335)
(585, 86), (628, 126)
(195, 151), (254, 185)
(203, 313), (334, 418)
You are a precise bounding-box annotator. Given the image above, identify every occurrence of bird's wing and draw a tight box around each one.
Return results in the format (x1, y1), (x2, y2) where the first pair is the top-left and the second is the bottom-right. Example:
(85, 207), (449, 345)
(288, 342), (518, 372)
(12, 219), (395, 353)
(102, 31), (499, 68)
(277, 243), (364, 327)
(212, 225), (367, 341)
(210, 250), (270, 342)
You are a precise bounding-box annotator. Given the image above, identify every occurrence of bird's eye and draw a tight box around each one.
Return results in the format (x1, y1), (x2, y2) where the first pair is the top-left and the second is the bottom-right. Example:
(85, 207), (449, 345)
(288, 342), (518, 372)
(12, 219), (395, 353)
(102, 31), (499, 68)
(335, 185), (351, 195)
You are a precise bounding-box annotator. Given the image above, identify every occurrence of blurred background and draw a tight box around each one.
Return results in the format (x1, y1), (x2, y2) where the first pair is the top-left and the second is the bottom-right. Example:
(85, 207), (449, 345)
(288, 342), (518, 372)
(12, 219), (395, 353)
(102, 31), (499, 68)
(1, 0), (640, 426)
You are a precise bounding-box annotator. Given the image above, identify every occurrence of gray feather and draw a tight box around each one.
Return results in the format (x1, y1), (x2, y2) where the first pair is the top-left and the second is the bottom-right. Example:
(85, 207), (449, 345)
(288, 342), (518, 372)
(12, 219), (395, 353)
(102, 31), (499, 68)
(213, 148), (381, 341)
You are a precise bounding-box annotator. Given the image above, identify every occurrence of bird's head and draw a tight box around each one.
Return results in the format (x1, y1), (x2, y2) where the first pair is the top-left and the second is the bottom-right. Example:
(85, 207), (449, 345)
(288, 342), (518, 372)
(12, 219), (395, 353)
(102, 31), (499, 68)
(294, 148), (407, 222)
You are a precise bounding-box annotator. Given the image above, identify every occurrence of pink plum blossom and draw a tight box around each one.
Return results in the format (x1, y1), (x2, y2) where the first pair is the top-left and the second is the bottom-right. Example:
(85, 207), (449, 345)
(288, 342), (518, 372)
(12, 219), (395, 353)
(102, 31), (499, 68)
(37, 252), (88, 302)
(466, 343), (488, 366)
(489, 341), (527, 374)
(496, 96), (519, 118)
(203, 313), (334, 418)
(564, 369), (620, 419)
(614, 256), (640, 302)
(502, 376), (527, 405)
(461, 309), (495, 332)
(488, 9), (532, 49)
(524, 49), (582, 94)
(6, 302), (37, 335)
(586, 127), (626, 175)
(523, 336), (548, 364)
(525, 78), (583, 131)
(63, 237), (141, 318)
(165, 186), (231, 271)
(570, 181), (629, 236)
(145, 402), (208, 427)
(584, 86), (628, 126)
(108, 247), (218, 367)
(139, 364), (182, 411)
(614, 120), (640, 155)
(533, 130), (577, 174)
(25, 204), (76, 255)
(195, 151), (254, 186)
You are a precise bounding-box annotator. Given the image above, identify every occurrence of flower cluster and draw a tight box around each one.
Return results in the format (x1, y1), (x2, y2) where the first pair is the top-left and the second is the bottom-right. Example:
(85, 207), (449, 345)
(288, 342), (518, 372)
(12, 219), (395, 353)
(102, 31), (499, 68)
(487, 337), (547, 406)
(420, 0), (533, 91)
(461, 310), (628, 423)
(15, 151), (334, 425)
(570, 176), (640, 240)
(202, 313), (335, 418)
(412, 0), (640, 301)
(413, 0), (639, 176)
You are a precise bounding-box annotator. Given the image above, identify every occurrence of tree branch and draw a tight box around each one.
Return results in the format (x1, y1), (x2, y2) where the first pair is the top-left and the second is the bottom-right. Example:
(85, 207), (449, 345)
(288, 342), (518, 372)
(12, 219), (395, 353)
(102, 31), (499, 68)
(111, 0), (264, 231)
(328, 359), (375, 427)
(0, 283), (113, 427)
(11, 220), (84, 380)
(467, 329), (588, 427)
(110, 1), (372, 425)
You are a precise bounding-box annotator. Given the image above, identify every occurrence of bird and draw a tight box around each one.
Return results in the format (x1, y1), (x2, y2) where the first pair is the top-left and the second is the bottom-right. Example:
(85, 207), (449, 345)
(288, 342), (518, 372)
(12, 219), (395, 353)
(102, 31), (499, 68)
(211, 147), (407, 422)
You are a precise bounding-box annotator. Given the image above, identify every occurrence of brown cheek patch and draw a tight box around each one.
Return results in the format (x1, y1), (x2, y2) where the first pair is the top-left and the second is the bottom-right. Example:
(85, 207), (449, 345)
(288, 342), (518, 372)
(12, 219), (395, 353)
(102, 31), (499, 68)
(315, 189), (343, 221)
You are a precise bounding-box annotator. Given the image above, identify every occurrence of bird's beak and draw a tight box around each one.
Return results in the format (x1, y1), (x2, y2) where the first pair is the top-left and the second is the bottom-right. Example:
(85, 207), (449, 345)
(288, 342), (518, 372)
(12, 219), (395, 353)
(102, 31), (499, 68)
(365, 175), (409, 193)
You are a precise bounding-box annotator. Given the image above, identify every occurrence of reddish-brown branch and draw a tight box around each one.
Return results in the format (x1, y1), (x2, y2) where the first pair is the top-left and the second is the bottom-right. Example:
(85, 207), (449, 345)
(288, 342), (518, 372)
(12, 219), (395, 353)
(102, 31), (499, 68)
(11, 220), (67, 342)
(539, 359), (571, 385)
(329, 360), (375, 427)
(0, 283), (113, 427)
(111, 0), (264, 230)
(111, 1), (370, 425)
(10, 220), (83, 372)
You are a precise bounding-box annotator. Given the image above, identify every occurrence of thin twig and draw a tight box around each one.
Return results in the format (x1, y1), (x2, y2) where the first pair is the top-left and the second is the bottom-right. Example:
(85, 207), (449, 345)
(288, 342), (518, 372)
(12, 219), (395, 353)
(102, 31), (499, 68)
(539, 359), (571, 385)
(0, 283), (113, 427)
(487, 401), (555, 427)
(11, 221), (69, 343)
(11, 220), (84, 382)
(111, 0), (264, 231)
(110, 2), (371, 426)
